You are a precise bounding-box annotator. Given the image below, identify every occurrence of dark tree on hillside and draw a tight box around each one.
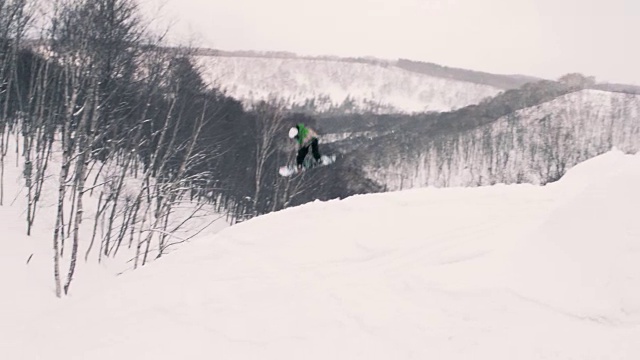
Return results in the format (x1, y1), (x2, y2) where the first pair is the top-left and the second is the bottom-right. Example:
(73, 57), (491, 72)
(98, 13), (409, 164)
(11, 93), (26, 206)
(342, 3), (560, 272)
(558, 73), (596, 90)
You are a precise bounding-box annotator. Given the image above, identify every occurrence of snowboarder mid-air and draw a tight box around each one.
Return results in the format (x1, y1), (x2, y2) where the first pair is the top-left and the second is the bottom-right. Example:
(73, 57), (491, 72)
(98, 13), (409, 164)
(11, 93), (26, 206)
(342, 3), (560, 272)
(288, 123), (323, 170)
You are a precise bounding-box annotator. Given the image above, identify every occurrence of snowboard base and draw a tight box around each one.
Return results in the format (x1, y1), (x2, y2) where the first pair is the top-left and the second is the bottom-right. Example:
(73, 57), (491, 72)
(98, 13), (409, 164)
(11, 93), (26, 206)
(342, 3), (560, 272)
(279, 154), (336, 177)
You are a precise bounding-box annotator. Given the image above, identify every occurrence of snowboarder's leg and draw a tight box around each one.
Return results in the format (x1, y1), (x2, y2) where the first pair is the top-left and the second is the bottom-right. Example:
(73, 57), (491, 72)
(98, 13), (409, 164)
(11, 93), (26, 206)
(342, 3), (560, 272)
(311, 138), (321, 162)
(296, 145), (309, 167)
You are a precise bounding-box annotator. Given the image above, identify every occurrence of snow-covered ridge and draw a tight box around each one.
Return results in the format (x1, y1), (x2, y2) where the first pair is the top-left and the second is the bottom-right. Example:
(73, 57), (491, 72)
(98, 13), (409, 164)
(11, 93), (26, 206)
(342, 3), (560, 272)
(3, 150), (640, 359)
(196, 55), (503, 114)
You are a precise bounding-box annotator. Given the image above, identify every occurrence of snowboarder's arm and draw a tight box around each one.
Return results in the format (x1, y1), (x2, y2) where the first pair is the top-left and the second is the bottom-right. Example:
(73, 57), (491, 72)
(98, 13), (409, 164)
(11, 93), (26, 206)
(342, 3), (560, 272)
(296, 124), (318, 145)
(306, 127), (318, 139)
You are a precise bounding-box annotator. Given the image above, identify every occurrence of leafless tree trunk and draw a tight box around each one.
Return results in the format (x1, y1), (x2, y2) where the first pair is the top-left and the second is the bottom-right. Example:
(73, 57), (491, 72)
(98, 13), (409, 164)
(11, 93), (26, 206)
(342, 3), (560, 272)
(51, 60), (81, 297)
(64, 77), (99, 295)
(251, 101), (287, 215)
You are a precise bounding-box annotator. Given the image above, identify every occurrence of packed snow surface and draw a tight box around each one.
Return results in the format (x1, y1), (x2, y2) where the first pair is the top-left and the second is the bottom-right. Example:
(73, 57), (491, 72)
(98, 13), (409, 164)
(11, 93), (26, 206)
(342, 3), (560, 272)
(2, 150), (640, 359)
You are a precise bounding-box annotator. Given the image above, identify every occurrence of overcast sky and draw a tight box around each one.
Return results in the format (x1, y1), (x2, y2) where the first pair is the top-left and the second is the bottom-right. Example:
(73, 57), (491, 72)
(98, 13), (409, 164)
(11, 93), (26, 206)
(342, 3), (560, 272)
(140, 0), (640, 84)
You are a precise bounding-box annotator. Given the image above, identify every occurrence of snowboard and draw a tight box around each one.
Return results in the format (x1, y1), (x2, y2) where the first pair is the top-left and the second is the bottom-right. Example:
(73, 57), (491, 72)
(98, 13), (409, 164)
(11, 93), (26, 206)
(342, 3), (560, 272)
(278, 154), (336, 177)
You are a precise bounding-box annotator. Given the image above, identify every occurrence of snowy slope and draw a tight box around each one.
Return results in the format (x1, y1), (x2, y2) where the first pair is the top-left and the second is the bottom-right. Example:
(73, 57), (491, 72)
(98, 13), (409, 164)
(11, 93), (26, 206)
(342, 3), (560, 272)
(3, 150), (640, 359)
(196, 55), (502, 113)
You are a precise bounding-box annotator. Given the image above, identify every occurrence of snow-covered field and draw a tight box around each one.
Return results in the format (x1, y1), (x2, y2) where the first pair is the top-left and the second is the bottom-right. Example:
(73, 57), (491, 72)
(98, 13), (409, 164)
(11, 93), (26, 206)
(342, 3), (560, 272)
(2, 150), (640, 359)
(196, 56), (502, 113)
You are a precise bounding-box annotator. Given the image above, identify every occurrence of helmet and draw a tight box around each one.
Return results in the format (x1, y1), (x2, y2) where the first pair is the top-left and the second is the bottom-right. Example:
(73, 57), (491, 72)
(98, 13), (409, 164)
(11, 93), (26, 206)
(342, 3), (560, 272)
(288, 127), (298, 139)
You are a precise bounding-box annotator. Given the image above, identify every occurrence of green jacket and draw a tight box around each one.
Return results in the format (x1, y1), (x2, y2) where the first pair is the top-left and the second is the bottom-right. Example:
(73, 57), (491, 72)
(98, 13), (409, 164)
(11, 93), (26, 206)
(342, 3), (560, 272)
(294, 123), (318, 146)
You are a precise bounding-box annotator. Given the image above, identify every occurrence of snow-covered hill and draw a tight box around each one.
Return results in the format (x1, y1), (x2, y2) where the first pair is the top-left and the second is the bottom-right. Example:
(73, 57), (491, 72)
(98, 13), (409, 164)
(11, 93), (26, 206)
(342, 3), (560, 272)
(364, 89), (640, 190)
(3, 150), (640, 359)
(196, 55), (503, 113)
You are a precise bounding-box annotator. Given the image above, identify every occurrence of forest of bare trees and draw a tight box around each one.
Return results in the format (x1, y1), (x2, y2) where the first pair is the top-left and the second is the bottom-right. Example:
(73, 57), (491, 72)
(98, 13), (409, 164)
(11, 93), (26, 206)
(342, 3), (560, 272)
(0, 0), (377, 297)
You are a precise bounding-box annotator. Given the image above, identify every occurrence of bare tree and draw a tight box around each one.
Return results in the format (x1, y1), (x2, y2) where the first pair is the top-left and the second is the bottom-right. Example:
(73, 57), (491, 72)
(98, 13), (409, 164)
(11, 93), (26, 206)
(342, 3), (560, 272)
(251, 100), (288, 215)
(46, 0), (148, 295)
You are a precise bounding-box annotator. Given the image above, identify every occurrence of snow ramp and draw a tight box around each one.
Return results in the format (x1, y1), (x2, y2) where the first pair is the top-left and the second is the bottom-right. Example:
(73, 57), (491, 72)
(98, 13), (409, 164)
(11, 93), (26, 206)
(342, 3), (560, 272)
(4, 151), (640, 360)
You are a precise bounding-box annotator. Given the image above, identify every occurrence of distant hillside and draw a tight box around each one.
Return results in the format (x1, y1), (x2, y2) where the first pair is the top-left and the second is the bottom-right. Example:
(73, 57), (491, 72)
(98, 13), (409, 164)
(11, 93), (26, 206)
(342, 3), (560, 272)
(592, 82), (640, 94)
(191, 48), (390, 67)
(396, 59), (542, 90)
(317, 79), (574, 140)
(336, 88), (640, 190)
(195, 54), (504, 114)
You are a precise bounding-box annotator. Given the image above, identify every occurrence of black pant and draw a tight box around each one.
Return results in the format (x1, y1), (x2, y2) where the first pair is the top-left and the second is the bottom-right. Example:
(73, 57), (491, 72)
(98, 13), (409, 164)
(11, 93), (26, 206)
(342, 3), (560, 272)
(297, 138), (321, 166)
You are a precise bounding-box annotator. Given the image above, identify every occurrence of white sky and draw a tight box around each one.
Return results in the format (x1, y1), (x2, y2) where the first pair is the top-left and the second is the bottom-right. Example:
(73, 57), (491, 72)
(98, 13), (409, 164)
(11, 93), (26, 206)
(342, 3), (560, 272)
(140, 0), (640, 84)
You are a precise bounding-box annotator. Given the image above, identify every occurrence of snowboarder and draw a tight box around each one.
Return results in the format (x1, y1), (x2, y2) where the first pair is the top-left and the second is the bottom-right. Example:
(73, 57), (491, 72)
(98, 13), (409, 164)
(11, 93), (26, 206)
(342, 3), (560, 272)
(288, 123), (323, 170)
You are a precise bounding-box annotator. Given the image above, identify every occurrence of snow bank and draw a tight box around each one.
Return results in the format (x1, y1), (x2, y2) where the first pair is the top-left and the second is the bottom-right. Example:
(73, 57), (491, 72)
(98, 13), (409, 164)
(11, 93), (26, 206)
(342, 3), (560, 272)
(508, 150), (640, 325)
